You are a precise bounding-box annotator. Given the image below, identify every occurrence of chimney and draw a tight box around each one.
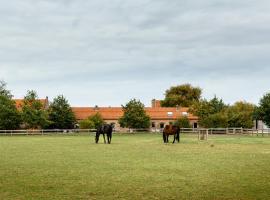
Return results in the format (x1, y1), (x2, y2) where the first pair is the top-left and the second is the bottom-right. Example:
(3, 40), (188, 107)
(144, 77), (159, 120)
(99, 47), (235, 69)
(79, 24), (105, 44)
(45, 96), (49, 109)
(152, 99), (161, 108)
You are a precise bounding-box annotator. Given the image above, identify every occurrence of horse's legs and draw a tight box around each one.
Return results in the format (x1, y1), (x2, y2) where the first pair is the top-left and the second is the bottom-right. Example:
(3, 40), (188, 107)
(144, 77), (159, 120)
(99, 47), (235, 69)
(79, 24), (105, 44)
(103, 133), (106, 144)
(107, 133), (111, 144)
(173, 134), (176, 143)
(163, 133), (166, 143)
(95, 132), (100, 143)
(166, 135), (169, 143)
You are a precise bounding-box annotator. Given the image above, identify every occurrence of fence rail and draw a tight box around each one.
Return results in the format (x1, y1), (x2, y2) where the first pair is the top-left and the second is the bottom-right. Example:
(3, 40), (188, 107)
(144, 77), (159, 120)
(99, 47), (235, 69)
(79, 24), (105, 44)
(0, 128), (269, 136)
(0, 129), (96, 136)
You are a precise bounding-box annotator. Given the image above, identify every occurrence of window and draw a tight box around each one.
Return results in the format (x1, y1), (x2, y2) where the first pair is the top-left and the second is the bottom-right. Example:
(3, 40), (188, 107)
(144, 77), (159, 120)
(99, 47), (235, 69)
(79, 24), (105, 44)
(151, 122), (156, 128)
(182, 112), (188, 116)
(160, 123), (165, 128)
(167, 112), (173, 117)
(193, 123), (198, 128)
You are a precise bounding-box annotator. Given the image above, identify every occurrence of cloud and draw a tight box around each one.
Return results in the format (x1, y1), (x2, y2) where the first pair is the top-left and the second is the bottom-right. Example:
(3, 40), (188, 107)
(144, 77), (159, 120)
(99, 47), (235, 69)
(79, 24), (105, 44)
(1, 0), (270, 106)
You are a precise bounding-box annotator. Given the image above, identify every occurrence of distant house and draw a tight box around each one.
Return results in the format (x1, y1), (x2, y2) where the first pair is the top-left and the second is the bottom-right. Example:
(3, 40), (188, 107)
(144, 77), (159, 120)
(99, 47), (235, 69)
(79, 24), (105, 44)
(12, 97), (199, 131)
(254, 120), (269, 129)
(72, 99), (199, 131)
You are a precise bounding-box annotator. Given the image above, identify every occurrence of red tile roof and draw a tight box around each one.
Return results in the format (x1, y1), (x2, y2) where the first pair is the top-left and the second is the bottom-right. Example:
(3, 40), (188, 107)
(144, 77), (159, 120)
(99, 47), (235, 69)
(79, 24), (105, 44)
(14, 98), (49, 110)
(72, 106), (198, 121)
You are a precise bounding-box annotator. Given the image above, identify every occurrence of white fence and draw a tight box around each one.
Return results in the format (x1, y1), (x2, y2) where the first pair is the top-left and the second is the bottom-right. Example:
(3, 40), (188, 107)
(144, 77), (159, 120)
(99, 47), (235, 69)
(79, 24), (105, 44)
(0, 128), (269, 136)
(0, 129), (96, 136)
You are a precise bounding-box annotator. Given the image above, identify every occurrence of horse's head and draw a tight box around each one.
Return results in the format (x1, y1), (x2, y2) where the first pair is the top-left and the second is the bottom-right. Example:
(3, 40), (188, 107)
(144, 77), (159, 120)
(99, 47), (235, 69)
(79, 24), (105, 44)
(110, 123), (115, 129)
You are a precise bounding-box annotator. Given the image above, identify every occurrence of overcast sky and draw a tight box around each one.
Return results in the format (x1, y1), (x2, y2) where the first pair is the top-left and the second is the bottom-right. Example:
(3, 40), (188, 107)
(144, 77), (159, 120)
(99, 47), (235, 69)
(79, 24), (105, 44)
(1, 0), (270, 107)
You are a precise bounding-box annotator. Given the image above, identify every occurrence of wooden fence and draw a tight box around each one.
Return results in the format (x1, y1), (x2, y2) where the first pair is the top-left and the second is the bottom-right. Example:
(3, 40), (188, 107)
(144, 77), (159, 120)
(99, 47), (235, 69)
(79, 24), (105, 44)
(0, 128), (269, 137)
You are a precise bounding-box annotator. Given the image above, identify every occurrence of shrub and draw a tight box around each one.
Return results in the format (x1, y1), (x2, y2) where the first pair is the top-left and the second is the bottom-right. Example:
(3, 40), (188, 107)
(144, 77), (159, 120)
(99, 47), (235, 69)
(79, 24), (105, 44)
(174, 116), (191, 128)
(79, 119), (95, 129)
(88, 113), (104, 128)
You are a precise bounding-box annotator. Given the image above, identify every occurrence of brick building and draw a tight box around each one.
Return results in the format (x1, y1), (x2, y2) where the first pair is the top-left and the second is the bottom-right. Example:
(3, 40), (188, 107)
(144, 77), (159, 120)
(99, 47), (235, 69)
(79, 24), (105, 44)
(13, 97), (199, 130)
(72, 99), (199, 131)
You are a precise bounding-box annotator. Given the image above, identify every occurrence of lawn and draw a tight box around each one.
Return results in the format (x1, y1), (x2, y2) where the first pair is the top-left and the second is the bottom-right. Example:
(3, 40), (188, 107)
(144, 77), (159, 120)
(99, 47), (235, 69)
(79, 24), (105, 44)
(1, 133), (270, 200)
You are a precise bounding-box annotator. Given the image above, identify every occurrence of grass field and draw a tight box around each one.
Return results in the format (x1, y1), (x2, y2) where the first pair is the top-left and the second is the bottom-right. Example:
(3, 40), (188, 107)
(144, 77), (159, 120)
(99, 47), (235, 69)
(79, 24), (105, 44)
(1, 133), (270, 200)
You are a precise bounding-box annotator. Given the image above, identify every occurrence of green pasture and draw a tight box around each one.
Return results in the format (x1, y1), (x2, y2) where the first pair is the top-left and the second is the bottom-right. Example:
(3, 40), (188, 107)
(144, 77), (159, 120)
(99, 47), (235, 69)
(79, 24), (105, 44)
(0, 133), (270, 200)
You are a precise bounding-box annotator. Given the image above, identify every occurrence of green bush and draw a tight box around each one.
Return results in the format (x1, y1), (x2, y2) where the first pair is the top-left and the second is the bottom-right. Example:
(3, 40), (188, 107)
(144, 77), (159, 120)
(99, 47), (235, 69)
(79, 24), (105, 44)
(174, 116), (191, 128)
(88, 113), (104, 128)
(79, 119), (95, 129)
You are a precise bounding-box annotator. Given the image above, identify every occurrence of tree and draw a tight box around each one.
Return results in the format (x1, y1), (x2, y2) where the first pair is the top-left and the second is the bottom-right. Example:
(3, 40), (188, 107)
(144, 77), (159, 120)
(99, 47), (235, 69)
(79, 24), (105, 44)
(226, 101), (255, 128)
(118, 99), (150, 129)
(190, 96), (228, 128)
(48, 95), (76, 129)
(21, 90), (49, 129)
(174, 116), (191, 128)
(161, 84), (202, 107)
(79, 119), (95, 129)
(0, 80), (12, 98)
(255, 93), (270, 127)
(88, 113), (104, 129)
(0, 81), (21, 129)
(208, 96), (227, 114)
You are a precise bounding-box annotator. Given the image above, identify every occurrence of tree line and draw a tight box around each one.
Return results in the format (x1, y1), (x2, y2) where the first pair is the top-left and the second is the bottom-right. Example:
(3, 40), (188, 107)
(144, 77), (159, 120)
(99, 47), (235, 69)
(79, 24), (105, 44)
(161, 83), (270, 129)
(1, 81), (270, 130)
(0, 81), (76, 130)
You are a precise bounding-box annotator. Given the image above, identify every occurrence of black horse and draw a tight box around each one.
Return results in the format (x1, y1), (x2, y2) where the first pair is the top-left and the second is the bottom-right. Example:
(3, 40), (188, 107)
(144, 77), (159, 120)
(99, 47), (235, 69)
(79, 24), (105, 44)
(95, 124), (114, 144)
(163, 125), (180, 143)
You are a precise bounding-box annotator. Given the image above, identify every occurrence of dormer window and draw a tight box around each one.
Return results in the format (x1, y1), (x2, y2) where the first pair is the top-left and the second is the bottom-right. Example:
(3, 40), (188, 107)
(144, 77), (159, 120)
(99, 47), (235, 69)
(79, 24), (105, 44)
(167, 112), (173, 117)
(182, 112), (188, 116)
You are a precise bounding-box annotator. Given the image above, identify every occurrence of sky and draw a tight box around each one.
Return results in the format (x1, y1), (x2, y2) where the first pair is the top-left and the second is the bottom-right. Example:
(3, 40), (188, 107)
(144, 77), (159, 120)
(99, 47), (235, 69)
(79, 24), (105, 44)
(1, 0), (270, 107)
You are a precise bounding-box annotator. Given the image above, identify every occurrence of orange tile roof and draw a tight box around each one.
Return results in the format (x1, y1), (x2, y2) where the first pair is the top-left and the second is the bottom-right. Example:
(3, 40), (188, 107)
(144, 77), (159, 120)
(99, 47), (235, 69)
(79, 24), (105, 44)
(72, 107), (198, 120)
(14, 98), (49, 110)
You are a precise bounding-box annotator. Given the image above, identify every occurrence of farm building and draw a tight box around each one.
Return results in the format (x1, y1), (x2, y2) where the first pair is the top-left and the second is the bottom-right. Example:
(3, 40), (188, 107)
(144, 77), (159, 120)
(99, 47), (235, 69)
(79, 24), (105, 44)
(13, 97), (198, 130)
(72, 99), (199, 131)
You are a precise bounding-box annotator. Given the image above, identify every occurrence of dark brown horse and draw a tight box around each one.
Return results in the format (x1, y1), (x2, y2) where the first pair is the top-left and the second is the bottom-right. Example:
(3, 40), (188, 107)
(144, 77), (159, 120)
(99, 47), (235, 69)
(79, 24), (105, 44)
(95, 124), (114, 144)
(163, 125), (180, 143)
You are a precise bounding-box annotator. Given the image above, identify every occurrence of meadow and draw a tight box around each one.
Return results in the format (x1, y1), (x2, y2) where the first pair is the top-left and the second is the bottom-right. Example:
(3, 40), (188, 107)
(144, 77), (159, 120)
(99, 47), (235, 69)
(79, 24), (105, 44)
(1, 133), (270, 200)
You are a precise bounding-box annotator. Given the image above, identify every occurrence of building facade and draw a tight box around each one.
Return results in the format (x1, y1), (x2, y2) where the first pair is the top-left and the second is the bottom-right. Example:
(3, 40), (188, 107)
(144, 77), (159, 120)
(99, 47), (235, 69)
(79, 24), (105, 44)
(72, 99), (199, 131)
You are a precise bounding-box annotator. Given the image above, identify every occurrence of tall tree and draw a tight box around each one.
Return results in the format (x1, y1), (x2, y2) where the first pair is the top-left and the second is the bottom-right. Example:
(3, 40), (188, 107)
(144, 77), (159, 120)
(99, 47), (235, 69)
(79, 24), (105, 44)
(21, 90), (49, 129)
(119, 99), (150, 129)
(0, 81), (21, 129)
(48, 95), (76, 129)
(0, 80), (12, 98)
(255, 93), (270, 127)
(161, 84), (202, 107)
